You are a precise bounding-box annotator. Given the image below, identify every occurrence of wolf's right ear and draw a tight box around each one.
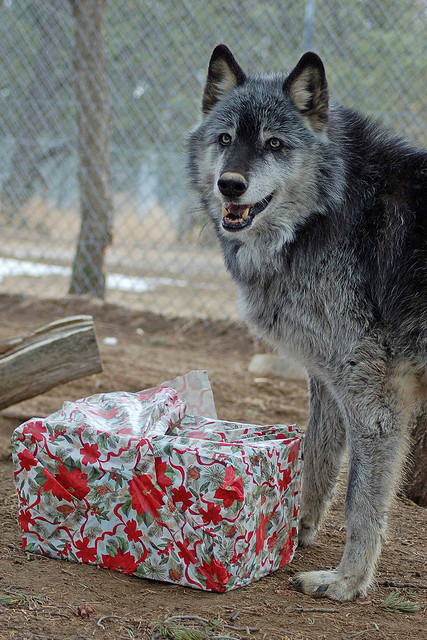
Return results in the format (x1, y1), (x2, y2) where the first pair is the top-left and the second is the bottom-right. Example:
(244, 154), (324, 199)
(202, 45), (246, 115)
(283, 52), (328, 132)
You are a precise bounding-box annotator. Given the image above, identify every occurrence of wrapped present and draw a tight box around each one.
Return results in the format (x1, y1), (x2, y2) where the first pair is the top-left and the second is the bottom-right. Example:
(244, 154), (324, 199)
(12, 370), (303, 592)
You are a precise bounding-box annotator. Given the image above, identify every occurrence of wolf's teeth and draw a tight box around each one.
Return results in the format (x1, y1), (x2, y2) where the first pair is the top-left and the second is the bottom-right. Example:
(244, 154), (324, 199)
(241, 207), (250, 220)
(222, 206), (228, 218)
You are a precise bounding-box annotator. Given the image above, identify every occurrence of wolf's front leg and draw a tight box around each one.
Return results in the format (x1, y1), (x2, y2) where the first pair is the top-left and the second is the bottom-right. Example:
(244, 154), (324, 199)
(294, 387), (409, 601)
(298, 377), (347, 547)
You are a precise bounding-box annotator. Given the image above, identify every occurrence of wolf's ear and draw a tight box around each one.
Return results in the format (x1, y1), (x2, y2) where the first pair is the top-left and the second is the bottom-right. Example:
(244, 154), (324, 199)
(283, 52), (328, 132)
(202, 44), (246, 115)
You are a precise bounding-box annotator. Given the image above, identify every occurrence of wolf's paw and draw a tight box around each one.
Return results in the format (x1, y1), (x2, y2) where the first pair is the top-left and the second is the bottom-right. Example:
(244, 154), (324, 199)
(290, 570), (368, 601)
(298, 519), (318, 547)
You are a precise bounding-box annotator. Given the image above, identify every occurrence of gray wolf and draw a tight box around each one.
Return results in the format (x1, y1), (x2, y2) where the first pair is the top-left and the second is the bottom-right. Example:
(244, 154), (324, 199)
(187, 44), (426, 601)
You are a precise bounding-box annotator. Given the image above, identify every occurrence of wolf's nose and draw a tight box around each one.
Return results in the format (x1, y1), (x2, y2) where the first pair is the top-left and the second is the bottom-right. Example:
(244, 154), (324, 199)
(218, 172), (248, 199)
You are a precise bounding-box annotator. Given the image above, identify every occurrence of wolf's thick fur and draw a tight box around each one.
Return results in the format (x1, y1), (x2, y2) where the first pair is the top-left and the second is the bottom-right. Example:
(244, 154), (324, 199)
(187, 45), (426, 601)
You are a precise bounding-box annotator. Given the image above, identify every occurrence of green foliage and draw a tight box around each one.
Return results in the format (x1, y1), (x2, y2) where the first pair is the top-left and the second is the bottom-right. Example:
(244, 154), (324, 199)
(120, 497), (133, 517)
(380, 590), (420, 613)
(117, 535), (129, 552)
(151, 616), (214, 640)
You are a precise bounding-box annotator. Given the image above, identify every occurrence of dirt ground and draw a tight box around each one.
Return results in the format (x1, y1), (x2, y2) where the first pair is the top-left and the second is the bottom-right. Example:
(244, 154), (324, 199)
(0, 197), (240, 320)
(0, 293), (425, 640)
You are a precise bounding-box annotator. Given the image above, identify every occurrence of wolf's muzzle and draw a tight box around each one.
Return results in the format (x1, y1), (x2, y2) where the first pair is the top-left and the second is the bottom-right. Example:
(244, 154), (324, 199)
(222, 194), (273, 232)
(217, 172), (248, 199)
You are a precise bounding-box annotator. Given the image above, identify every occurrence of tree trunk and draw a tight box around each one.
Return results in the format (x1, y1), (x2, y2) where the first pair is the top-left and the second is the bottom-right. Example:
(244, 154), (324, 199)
(404, 408), (427, 506)
(0, 316), (102, 411)
(69, 0), (112, 298)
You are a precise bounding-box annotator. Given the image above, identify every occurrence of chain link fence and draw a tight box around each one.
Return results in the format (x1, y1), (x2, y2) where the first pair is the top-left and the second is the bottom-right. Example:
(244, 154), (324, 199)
(0, 0), (425, 321)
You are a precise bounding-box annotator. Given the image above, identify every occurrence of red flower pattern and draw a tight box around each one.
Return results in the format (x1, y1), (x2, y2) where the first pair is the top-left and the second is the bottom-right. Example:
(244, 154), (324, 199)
(124, 519), (143, 542)
(288, 441), (300, 465)
(279, 534), (294, 567)
(75, 537), (97, 563)
(21, 420), (46, 442)
(19, 510), (35, 532)
(267, 531), (278, 551)
(171, 485), (193, 511)
(255, 513), (270, 554)
(197, 555), (232, 592)
(129, 473), (164, 518)
(12, 376), (302, 592)
(17, 449), (37, 471)
(155, 457), (172, 490)
(199, 501), (222, 525)
(55, 465), (90, 500)
(278, 468), (292, 492)
(214, 466), (244, 508)
(80, 442), (101, 465)
(176, 539), (198, 565)
(42, 469), (73, 501)
(101, 548), (141, 574)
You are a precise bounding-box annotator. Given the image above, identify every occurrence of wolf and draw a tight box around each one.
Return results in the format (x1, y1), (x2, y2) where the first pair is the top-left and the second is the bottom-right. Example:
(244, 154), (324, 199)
(187, 44), (426, 601)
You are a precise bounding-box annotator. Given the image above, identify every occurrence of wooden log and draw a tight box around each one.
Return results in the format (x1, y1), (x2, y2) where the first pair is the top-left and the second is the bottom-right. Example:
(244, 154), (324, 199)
(0, 315), (102, 410)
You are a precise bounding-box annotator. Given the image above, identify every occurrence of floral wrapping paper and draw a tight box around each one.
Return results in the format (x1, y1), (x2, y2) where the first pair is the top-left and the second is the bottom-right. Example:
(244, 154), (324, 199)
(12, 371), (304, 592)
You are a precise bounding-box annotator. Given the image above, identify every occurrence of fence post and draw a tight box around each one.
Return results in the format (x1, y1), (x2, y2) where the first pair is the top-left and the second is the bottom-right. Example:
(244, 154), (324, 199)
(69, 0), (113, 298)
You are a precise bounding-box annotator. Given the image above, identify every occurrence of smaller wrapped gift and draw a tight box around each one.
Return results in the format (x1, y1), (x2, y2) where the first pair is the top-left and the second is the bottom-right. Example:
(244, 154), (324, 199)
(12, 370), (303, 591)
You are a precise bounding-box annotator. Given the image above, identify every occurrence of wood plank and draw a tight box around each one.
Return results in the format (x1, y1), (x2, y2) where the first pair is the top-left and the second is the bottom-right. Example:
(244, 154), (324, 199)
(0, 315), (102, 410)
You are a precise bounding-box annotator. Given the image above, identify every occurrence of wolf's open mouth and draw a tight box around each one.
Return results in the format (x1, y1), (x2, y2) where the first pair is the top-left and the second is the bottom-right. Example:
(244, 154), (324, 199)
(222, 194), (273, 231)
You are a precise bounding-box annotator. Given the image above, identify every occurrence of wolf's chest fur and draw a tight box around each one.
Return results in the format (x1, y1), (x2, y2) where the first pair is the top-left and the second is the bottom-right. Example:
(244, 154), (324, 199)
(224, 235), (368, 373)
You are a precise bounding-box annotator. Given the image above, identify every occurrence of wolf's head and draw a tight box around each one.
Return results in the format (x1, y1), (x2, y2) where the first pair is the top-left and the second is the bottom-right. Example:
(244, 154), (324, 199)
(188, 45), (344, 254)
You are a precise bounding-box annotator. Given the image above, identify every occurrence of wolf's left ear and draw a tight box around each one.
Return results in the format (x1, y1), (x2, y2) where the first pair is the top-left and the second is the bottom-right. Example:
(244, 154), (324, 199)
(202, 44), (246, 115)
(283, 52), (328, 132)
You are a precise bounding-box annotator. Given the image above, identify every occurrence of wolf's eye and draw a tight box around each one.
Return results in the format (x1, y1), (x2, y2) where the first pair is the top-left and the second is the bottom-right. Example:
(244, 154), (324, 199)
(219, 133), (232, 146)
(268, 137), (283, 150)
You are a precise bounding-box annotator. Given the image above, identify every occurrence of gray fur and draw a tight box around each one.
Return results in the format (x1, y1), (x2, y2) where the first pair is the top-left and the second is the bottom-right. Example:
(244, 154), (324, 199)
(187, 45), (427, 601)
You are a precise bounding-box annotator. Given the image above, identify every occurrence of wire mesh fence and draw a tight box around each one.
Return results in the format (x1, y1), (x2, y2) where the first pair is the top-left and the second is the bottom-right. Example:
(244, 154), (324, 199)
(0, 0), (425, 321)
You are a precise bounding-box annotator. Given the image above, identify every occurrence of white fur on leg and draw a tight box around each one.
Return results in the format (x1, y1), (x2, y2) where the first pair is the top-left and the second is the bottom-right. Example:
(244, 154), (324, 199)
(291, 569), (370, 601)
(297, 519), (319, 547)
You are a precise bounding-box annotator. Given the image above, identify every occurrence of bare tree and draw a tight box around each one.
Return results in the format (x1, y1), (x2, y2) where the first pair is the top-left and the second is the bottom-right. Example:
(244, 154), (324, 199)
(69, 0), (112, 298)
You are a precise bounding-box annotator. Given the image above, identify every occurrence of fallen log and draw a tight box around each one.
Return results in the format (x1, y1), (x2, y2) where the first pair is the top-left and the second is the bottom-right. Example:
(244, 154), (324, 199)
(0, 315), (102, 411)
